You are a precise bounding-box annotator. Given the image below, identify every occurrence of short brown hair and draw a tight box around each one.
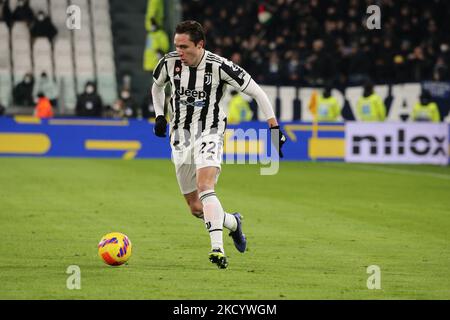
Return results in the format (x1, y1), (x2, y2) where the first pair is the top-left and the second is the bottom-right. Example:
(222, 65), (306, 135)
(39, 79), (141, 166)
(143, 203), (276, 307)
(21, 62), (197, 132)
(175, 20), (206, 46)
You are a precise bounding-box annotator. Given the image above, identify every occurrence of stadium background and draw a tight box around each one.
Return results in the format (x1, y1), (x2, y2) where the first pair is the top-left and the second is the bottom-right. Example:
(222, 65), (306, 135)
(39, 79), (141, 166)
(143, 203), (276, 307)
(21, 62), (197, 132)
(0, 0), (449, 300)
(0, 0), (449, 163)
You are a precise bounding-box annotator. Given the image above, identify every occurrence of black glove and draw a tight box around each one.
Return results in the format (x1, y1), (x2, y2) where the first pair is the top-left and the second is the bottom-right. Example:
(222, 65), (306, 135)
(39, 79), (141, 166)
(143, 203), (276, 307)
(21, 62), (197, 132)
(270, 125), (286, 158)
(154, 115), (167, 137)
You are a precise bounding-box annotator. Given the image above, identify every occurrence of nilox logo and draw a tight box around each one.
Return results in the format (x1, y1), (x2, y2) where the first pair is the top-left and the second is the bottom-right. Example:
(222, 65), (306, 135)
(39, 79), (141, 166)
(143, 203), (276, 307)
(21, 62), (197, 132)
(352, 129), (446, 156)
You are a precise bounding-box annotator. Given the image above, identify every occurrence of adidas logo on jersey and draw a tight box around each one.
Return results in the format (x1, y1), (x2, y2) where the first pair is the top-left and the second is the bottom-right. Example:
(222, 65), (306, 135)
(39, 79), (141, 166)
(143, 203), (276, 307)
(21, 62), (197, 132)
(176, 87), (207, 99)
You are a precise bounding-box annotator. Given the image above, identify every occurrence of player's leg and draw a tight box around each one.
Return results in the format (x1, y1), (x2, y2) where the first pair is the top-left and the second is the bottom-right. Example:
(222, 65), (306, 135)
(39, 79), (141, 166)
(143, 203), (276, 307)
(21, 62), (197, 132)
(183, 189), (238, 232)
(173, 148), (203, 218)
(183, 190), (203, 219)
(174, 148), (237, 227)
(197, 166), (228, 268)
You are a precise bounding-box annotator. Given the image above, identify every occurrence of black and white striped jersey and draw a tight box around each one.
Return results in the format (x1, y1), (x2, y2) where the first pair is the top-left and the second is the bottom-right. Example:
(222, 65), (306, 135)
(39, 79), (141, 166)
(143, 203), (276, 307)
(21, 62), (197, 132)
(152, 50), (252, 148)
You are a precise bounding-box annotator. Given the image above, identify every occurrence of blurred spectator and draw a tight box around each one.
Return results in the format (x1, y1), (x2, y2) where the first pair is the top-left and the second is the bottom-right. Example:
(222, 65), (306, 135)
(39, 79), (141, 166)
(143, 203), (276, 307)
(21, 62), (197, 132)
(0, 0), (12, 28)
(12, 0), (34, 26)
(284, 51), (301, 86)
(411, 90), (440, 122)
(13, 72), (34, 106)
(356, 80), (386, 122)
(227, 90), (253, 124)
(143, 18), (169, 72)
(75, 81), (103, 117)
(145, 0), (164, 31)
(30, 10), (57, 42)
(112, 89), (138, 119)
(348, 42), (371, 85)
(316, 85), (341, 122)
(257, 4), (272, 25)
(33, 92), (53, 119)
(433, 56), (450, 81)
(33, 72), (57, 107)
(408, 46), (433, 82)
(264, 52), (281, 85)
(305, 39), (336, 86)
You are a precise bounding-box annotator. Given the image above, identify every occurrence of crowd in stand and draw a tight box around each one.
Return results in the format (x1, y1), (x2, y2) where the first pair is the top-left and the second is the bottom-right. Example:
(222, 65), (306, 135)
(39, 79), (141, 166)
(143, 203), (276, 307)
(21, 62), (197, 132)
(0, 0), (57, 40)
(2, 0), (450, 121)
(182, 0), (450, 87)
(0, 0), (154, 119)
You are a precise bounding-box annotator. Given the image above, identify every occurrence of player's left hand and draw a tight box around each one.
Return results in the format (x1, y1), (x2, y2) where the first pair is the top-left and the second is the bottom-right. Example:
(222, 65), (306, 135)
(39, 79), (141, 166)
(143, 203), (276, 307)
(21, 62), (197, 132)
(270, 125), (286, 158)
(154, 115), (167, 137)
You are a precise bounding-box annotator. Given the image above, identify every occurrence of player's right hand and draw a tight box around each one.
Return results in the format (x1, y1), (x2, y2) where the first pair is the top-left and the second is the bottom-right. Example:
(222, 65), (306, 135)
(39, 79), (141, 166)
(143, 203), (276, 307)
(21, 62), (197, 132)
(154, 115), (167, 137)
(270, 125), (286, 158)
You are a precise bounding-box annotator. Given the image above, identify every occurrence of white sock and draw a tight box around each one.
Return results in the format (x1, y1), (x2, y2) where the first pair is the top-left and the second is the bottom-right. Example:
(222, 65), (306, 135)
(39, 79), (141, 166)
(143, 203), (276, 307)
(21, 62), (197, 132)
(223, 212), (237, 232)
(199, 189), (224, 252)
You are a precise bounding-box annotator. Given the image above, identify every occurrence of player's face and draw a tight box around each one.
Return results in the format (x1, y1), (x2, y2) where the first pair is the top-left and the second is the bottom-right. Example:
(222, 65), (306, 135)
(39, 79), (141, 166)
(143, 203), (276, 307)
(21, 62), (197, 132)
(174, 33), (204, 67)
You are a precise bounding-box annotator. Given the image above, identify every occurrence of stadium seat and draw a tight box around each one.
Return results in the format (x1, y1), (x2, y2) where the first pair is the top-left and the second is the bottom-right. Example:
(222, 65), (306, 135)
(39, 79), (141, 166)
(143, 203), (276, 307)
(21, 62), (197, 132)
(53, 38), (72, 60)
(56, 76), (77, 112)
(0, 22), (8, 39)
(0, 23), (10, 72)
(50, 1), (68, 21)
(11, 34), (32, 85)
(73, 25), (91, 41)
(32, 38), (53, 80)
(97, 73), (118, 106)
(93, 24), (113, 42)
(11, 22), (30, 41)
(54, 40), (73, 75)
(91, 0), (109, 10)
(93, 14), (112, 29)
(74, 38), (93, 57)
(29, 0), (49, 14)
(75, 53), (95, 94)
(50, 1), (72, 38)
(96, 55), (115, 73)
(95, 39), (114, 57)
(0, 71), (12, 107)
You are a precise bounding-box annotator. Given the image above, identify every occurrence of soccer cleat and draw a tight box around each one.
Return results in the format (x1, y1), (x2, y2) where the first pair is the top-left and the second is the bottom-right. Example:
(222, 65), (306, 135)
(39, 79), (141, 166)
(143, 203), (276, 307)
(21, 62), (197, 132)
(229, 213), (247, 253)
(208, 248), (228, 269)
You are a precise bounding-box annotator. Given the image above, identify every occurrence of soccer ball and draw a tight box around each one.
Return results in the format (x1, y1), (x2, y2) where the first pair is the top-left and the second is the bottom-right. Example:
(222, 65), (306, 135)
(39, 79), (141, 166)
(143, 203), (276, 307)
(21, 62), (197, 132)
(98, 232), (132, 266)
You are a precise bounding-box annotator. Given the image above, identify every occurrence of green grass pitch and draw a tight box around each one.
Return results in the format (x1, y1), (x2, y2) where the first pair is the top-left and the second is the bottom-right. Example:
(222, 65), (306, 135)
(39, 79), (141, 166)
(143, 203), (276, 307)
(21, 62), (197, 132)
(0, 158), (449, 299)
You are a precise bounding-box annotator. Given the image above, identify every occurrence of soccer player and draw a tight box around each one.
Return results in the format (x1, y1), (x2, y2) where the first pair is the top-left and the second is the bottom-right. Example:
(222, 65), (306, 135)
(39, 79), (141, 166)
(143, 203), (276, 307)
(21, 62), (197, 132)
(151, 20), (286, 268)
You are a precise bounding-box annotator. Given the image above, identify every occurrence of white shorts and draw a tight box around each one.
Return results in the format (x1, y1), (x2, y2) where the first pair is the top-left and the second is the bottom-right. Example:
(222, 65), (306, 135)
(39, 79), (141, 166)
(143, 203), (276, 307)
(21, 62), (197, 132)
(172, 133), (224, 194)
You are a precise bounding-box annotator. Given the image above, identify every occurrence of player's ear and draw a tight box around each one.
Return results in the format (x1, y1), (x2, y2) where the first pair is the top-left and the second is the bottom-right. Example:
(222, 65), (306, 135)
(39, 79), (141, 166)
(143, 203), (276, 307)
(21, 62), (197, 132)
(197, 40), (205, 49)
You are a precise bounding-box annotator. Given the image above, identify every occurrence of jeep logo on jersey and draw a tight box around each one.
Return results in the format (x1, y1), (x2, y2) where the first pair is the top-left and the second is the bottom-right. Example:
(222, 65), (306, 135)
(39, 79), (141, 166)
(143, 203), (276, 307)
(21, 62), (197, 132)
(177, 87), (207, 99)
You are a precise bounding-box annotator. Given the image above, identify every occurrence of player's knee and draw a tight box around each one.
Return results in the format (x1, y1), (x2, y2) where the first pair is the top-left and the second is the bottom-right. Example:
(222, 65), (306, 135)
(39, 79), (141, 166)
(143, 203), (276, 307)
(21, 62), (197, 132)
(197, 183), (214, 194)
(191, 210), (203, 219)
(188, 200), (203, 218)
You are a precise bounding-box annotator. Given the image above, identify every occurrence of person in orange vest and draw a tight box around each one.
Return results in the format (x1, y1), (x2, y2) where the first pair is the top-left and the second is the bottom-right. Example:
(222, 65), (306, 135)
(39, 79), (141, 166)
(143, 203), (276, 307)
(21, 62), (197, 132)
(34, 92), (54, 118)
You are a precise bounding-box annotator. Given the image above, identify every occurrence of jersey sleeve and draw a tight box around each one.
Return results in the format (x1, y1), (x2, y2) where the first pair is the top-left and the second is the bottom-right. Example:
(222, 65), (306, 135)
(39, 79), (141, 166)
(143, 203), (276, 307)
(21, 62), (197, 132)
(152, 57), (169, 87)
(219, 59), (252, 91)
